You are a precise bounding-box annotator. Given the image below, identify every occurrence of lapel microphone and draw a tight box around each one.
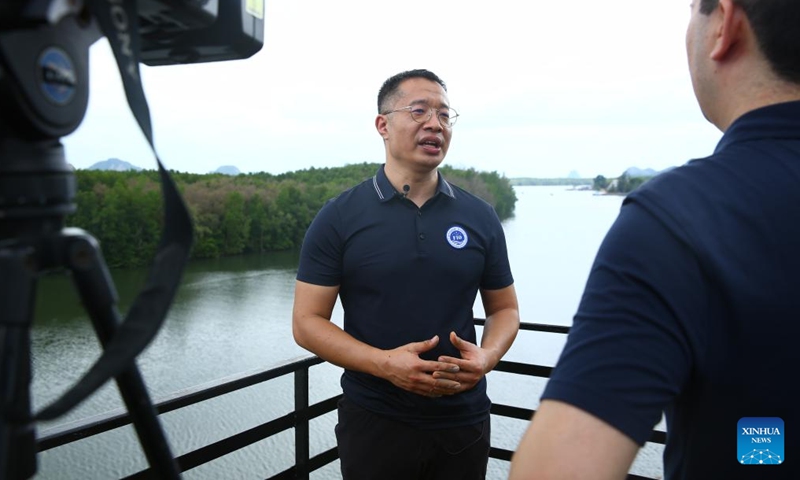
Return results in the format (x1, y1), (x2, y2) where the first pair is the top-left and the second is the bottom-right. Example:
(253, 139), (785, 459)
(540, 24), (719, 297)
(402, 184), (410, 198)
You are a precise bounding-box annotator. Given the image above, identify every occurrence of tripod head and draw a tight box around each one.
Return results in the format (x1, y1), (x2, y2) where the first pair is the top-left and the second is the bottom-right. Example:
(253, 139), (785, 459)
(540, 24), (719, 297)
(0, 1), (264, 478)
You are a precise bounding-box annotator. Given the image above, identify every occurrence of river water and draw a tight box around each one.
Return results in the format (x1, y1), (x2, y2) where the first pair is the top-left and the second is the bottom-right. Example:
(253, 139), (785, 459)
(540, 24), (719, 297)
(29, 186), (664, 479)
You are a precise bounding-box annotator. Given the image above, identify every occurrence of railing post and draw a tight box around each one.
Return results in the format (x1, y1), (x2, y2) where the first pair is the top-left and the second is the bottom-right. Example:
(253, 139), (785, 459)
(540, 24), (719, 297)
(294, 367), (309, 480)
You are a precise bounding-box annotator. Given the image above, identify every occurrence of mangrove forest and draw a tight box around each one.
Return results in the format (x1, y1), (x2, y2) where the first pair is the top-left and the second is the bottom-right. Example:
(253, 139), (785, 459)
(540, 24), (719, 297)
(68, 162), (517, 269)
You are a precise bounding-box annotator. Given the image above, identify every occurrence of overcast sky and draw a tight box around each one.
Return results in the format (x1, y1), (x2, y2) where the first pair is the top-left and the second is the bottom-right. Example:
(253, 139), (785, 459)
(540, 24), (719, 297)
(62, 0), (723, 179)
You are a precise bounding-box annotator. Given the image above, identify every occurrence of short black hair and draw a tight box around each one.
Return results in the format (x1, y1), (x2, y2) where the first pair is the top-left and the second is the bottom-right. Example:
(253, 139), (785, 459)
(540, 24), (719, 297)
(700, 0), (800, 84)
(377, 69), (447, 113)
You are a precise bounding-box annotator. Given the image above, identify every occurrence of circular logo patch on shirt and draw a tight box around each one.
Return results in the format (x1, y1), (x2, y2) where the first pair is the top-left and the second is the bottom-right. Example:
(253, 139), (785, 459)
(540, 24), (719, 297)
(446, 226), (468, 249)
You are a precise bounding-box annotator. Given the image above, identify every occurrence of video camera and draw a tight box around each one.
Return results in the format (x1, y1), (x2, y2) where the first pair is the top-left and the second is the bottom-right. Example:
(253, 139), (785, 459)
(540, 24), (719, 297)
(0, 1), (264, 479)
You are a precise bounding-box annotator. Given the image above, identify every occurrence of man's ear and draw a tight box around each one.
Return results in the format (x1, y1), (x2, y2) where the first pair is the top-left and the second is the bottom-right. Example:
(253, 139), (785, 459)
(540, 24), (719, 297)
(710, 0), (747, 61)
(375, 114), (389, 140)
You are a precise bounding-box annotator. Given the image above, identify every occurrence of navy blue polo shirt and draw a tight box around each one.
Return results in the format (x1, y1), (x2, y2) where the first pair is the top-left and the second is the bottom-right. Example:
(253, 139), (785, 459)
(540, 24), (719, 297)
(297, 164), (514, 429)
(543, 100), (800, 479)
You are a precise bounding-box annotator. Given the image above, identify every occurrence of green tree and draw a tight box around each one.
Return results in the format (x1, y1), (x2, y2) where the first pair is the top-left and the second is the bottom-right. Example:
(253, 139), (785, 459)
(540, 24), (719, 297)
(593, 175), (608, 191)
(220, 191), (249, 255)
(66, 163), (518, 268)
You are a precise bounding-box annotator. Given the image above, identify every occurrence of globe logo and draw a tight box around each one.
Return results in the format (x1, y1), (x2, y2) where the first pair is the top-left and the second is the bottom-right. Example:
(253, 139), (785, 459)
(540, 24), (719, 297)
(740, 449), (782, 465)
(446, 226), (468, 249)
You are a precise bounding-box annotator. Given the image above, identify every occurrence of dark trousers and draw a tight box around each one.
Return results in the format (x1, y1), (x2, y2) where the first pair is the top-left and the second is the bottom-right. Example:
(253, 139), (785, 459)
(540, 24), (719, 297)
(335, 396), (490, 480)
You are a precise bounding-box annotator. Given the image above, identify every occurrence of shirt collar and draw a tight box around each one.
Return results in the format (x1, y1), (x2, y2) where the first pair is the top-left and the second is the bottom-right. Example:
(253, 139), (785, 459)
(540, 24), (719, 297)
(715, 100), (800, 154)
(372, 164), (456, 203)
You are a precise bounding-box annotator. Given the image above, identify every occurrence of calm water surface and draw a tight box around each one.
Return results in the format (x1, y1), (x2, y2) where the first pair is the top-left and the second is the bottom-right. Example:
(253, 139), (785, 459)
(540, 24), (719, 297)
(30, 186), (664, 479)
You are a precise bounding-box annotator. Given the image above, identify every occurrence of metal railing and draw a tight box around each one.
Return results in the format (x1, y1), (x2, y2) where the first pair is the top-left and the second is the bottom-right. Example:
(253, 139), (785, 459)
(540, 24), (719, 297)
(37, 322), (665, 479)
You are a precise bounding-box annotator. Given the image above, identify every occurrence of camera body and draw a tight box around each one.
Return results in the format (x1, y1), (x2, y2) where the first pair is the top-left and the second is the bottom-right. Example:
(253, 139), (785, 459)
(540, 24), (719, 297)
(138, 0), (264, 65)
(0, 0), (264, 139)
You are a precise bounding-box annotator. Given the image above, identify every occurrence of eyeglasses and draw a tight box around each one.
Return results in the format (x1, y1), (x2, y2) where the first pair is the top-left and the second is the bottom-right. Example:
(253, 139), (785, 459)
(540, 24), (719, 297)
(382, 105), (459, 128)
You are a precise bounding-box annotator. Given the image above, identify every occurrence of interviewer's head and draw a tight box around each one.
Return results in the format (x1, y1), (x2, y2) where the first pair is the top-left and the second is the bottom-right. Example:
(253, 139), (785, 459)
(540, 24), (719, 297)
(687, 0), (800, 129)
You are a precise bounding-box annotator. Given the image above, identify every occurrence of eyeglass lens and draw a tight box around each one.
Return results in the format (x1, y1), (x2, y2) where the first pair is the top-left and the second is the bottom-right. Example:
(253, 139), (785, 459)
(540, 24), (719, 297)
(409, 107), (457, 126)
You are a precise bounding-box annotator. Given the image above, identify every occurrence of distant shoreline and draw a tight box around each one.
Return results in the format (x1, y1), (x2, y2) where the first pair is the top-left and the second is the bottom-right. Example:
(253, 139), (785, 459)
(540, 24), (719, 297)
(510, 178), (592, 187)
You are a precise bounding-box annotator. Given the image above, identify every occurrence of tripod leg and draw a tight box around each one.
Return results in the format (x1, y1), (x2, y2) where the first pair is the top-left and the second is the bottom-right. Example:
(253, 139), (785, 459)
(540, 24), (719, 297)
(0, 246), (38, 480)
(63, 231), (181, 479)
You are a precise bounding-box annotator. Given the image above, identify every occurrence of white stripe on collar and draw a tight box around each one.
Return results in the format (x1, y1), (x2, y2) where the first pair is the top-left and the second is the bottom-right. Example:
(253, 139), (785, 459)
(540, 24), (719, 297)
(442, 178), (455, 198)
(372, 175), (385, 200)
(373, 173), (455, 199)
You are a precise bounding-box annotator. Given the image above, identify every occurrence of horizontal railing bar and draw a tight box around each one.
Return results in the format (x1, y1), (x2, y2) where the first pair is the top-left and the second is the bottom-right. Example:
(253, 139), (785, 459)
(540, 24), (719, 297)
(490, 403), (666, 447)
(154, 356), (325, 416)
(306, 394), (342, 421)
(490, 446), (514, 462)
(649, 429), (667, 445)
(38, 356), (325, 452)
(125, 412), (296, 478)
(268, 467), (298, 480)
(178, 413), (295, 473)
(120, 396), (345, 477)
(307, 447), (339, 474)
(475, 319), (570, 335)
(490, 402), (665, 447)
(38, 409), (133, 452)
(491, 403), (534, 421)
(267, 447), (339, 480)
(267, 468), (297, 480)
(493, 360), (554, 378)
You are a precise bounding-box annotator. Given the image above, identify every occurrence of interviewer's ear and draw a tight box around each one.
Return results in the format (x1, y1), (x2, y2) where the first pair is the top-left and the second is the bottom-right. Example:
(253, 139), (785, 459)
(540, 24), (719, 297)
(375, 114), (389, 140)
(710, 0), (747, 61)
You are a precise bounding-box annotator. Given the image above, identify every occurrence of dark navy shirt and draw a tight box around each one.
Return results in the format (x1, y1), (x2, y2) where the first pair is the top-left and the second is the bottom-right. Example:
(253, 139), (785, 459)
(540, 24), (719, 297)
(543, 101), (800, 479)
(297, 165), (514, 429)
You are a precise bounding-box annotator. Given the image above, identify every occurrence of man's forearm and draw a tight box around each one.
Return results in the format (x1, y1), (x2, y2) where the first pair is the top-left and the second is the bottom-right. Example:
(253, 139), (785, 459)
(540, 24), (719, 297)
(480, 309), (520, 371)
(294, 315), (384, 376)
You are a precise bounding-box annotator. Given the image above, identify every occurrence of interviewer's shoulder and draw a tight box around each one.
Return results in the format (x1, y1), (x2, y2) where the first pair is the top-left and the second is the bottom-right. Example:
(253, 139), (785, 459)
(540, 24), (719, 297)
(626, 157), (717, 210)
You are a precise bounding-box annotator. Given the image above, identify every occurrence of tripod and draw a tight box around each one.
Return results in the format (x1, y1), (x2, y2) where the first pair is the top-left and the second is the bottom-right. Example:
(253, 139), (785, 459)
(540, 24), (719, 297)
(0, 143), (181, 480)
(1, 5), (190, 479)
